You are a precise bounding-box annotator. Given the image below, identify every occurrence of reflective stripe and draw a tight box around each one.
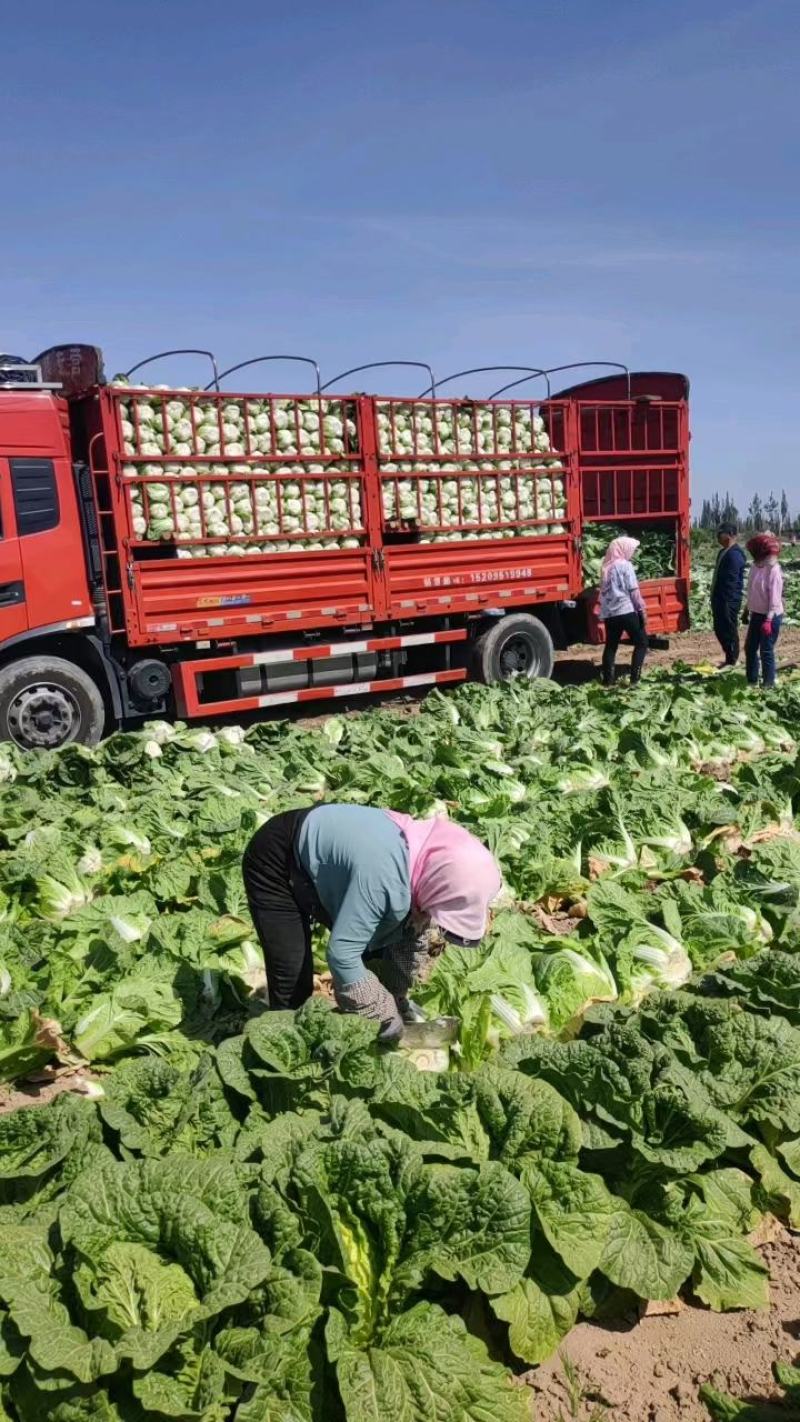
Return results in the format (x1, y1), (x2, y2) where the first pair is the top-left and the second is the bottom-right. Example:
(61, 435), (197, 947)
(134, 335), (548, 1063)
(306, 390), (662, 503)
(256, 668), (465, 709)
(250, 627), (466, 667)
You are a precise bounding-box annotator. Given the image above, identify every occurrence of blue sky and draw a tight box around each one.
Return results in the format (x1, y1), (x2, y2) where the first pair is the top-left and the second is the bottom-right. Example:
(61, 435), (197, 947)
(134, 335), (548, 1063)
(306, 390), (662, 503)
(3, 0), (798, 514)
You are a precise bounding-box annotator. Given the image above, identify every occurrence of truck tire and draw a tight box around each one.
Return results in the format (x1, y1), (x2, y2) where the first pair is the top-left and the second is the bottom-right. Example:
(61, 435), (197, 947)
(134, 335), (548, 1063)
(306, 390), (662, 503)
(0, 656), (106, 751)
(474, 614), (555, 684)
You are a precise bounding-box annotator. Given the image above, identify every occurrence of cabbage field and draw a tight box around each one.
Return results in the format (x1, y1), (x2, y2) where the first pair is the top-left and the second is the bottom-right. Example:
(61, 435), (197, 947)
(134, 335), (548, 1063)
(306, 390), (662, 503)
(2, 671), (800, 1420)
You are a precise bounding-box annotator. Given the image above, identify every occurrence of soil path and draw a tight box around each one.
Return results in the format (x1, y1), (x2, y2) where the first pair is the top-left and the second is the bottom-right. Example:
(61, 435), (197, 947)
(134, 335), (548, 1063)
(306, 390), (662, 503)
(553, 628), (800, 685)
(529, 1226), (800, 1421)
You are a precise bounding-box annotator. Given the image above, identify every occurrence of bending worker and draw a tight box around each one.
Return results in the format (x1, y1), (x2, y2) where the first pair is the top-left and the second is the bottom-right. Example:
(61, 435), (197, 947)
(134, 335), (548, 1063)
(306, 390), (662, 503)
(242, 803), (502, 1040)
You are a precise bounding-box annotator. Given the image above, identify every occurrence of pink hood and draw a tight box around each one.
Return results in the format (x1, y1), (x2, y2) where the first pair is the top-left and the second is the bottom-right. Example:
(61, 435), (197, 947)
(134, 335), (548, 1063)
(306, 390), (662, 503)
(386, 810), (502, 942)
(601, 536), (640, 583)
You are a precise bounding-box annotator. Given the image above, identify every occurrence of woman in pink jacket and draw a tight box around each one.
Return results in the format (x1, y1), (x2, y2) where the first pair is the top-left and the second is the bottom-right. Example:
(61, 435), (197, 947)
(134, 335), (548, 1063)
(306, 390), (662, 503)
(744, 533), (784, 689)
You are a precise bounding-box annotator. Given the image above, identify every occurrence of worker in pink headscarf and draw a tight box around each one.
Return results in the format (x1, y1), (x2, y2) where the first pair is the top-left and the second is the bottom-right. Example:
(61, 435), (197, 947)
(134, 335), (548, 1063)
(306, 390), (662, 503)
(597, 535), (648, 687)
(242, 804), (502, 1040)
(744, 532), (784, 689)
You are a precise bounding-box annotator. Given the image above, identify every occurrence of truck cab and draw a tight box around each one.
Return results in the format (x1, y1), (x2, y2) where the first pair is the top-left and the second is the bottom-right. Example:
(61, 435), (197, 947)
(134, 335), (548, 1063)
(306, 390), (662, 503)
(0, 363), (102, 747)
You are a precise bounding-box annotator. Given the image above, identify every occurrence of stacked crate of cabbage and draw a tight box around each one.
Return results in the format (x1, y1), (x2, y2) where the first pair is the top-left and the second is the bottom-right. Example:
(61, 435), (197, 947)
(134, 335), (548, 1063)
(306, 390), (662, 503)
(378, 401), (567, 541)
(118, 389), (363, 556)
(116, 388), (567, 556)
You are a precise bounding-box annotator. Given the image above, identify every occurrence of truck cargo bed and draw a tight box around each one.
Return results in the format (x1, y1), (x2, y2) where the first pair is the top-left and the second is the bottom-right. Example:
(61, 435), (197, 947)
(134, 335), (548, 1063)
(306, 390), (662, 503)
(78, 374), (689, 648)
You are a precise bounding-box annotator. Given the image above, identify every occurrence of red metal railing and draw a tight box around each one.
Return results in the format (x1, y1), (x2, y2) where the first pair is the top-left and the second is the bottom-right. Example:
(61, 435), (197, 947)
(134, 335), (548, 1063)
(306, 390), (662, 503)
(79, 380), (688, 646)
(578, 401), (681, 455)
(120, 387), (359, 462)
(581, 466), (681, 520)
(85, 430), (127, 635)
(575, 397), (689, 584)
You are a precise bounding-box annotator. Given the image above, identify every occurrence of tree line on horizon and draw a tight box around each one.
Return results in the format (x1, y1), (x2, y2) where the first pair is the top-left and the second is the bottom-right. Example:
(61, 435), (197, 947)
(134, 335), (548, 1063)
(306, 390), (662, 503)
(694, 489), (799, 535)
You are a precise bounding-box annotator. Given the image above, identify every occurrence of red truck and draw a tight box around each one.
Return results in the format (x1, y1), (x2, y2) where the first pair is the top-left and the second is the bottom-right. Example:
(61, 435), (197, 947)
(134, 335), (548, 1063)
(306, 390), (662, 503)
(0, 347), (690, 750)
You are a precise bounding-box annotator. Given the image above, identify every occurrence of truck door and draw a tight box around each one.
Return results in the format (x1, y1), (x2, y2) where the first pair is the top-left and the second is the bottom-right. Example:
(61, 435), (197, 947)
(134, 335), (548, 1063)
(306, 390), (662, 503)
(7, 457), (92, 635)
(0, 458), (28, 642)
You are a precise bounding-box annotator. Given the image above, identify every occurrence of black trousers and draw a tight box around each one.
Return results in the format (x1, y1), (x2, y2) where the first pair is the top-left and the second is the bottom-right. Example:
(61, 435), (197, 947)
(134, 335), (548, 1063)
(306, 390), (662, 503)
(601, 612), (647, 685)
(712, 599), (741, 665)
(242, 807), (328, 1009)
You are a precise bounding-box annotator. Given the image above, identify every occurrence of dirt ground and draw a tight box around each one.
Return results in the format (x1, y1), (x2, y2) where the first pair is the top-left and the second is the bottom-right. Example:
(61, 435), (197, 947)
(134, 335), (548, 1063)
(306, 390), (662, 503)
(553, 627), (800, 685)
(0, 1064), (98, 1115)
(529, 1225), (800, 1421)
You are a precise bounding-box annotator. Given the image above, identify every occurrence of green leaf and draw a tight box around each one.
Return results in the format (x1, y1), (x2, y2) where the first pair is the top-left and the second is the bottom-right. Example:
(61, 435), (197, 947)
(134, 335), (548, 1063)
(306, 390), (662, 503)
(0, 1095), (101, 1202)
(70, 976), (182, 1062)
(50, 1155), (271, 1375)
(700, 951), (800, 1027)
(291, 1132), (408, 1345)
(491, 1244), (581, 1365)
(368, 1058), (489, 1164)
(326, 1302), (531, 1422)
(234, 1386), (314, 1422)
(0, 1309), (24, 1378)
(241, 999), (380, 1112)
(400, 1159), (532, 1298)
(751, 1144), (800, 1229)
(699, 1013), (800, 1137)
(0, 1222), (57, 1281)
(779, 1138), (800, 1179)
(4, 1278), (117, 1385)
(132, 1337), (235, 1418)
(0, 1225), (118, 1386)
(73, 1241), (200, 1370)
(631, 1077), (733, 1175)
(0, 1011), (58, 1083)
(7, 1367), (127, 1421)
(699, 1381), (800, 1420)
(600, 1204), (694, 1300)
(214, 1033), (256, 1102)
(689, 1169), (761, 1235)
(774, 1361), (800, 1401)
(98, 1054), (236, 1158)
(523, 1159), (617, 1277)
(472, 1065), (582, 1165)
(692, 1234), (769, 1313)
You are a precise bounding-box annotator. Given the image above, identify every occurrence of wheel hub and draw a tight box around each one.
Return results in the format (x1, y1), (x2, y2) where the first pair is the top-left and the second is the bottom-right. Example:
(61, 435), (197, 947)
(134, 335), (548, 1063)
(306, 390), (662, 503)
(499, 635), (536, 678)
(7, 683), (80, 749)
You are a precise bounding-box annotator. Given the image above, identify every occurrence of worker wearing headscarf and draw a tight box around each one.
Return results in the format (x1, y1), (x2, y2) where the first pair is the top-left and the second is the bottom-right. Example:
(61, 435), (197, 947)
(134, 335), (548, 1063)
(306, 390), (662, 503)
(242, 804), (502, 1040)
(744, 532), (783, 688)
(597, 536), (648, 687)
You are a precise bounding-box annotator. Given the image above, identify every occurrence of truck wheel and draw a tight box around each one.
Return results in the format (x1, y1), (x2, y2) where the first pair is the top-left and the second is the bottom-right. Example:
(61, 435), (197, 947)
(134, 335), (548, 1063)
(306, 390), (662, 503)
(0, 657), (106, 751)
(474, 614), (555, 684)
